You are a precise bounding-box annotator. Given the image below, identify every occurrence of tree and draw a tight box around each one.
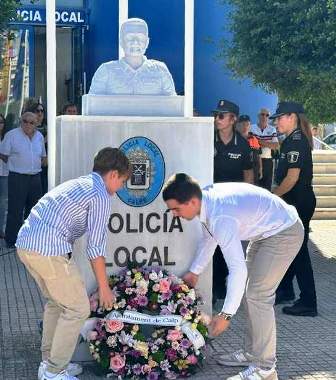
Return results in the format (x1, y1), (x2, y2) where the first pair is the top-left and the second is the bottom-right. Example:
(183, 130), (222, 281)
(220, 0), (336, 123)
(0, 0), (21, 31)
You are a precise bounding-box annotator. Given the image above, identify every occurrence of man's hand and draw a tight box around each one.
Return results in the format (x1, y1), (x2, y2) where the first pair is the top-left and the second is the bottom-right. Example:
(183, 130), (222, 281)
(98, 284), (115, 311)
(182, 271), (199, 287)
(209, 315), (231, 336)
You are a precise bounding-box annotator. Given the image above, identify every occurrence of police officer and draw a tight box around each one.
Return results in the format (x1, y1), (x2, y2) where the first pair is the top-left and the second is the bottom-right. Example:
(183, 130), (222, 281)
(212, 99), (253, 306)
(213, 100), (254, 183)
(271, 101), (317, 317)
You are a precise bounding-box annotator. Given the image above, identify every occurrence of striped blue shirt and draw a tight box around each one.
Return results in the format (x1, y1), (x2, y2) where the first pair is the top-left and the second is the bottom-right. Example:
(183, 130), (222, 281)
(16, 172), (112, 259)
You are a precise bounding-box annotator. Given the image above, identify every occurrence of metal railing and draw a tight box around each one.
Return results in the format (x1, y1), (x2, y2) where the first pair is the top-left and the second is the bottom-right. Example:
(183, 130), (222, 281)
(313, 136), (334, 150)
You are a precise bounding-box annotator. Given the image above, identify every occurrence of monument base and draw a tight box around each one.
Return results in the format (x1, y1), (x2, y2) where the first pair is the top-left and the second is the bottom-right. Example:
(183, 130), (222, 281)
(54, 115), (214, 361)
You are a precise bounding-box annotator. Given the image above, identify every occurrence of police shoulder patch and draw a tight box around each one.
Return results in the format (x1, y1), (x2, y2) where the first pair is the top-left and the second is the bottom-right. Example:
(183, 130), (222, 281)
(291, 131), (302, 140)
(287, 151), (300, 163)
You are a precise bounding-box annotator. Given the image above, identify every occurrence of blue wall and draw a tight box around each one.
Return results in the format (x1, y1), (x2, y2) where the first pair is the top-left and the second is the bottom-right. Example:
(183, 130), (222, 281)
(86, 0), (278, 120)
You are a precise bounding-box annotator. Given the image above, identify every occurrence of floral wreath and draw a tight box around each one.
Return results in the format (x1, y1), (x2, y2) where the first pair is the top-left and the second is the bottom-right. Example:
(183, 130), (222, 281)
(85, 267), (209, 379)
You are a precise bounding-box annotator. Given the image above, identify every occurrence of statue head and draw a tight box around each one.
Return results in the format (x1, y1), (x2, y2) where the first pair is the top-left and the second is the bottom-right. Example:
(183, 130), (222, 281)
(119, 18), (149, 58)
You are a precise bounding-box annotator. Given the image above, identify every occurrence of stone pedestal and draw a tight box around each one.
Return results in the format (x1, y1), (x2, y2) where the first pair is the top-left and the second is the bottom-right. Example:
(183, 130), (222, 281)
(54, 115), (213, 361)
(82, 94), (184, 116)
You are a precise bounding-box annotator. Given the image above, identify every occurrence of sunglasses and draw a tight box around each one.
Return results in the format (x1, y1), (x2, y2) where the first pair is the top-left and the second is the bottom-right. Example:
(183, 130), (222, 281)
(260, 113), (269, 117)
(35, 108), (44, 113)
(214, 112), (228, 120)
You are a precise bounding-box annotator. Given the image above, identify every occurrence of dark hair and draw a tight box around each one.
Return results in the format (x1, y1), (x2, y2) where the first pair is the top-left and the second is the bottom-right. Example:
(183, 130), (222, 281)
(162, 173), (202, 203)
(93, 147), (130, 176)
(0, 113), (7, 140)
(23, 99), (46, 126)
(62, 103), (78, 115)
(297, 113), (313, 149)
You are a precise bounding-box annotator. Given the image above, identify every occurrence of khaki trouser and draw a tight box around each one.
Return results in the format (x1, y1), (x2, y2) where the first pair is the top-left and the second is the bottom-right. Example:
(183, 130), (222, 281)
(244, 220), (304, 368)
(17, 249), (90, 374)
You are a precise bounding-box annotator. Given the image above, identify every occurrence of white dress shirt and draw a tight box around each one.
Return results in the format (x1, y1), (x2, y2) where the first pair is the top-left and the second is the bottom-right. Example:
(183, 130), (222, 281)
(0, 127), (46, 174)
(250, 124), (278, 158)
(190, 182), (299, 315)
(89, 56), (176, 95)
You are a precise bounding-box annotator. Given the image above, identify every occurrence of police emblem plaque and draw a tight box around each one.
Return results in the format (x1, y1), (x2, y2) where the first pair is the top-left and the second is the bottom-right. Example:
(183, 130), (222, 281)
(118, 137), (165, 207)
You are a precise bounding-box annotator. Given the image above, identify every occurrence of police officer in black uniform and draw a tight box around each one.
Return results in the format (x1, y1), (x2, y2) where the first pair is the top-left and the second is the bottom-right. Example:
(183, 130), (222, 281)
(271, 101), (317, 316)
(212, 99), (254, 305)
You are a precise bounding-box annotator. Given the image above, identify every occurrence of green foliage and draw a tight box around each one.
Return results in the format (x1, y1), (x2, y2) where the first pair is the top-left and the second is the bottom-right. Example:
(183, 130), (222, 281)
(152, 350), (165, 363)
(220, 0), (336, 123)
(0, 0), (21, 30)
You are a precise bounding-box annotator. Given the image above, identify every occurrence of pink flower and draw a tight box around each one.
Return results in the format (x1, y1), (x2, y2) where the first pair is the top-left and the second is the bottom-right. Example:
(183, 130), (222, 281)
(159, 279), (171, 294)
(87, 330), (98, 341)
(105, 319), (124, 333)
(110, 354), (126, 372)
(167, 329), (183, 341)
(186, 354), (198, 365)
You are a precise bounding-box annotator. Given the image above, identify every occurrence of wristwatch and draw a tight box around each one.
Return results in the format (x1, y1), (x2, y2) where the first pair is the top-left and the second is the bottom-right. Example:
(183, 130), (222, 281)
(218, 312), (233, 320)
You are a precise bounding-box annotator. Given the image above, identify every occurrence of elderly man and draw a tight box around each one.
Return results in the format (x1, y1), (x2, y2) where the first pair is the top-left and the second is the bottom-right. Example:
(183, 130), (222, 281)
(89, 18), (176, 95)
(162, 173), (304, 380)
(250, 108), (279, 191)
(0, 112), (47, 248)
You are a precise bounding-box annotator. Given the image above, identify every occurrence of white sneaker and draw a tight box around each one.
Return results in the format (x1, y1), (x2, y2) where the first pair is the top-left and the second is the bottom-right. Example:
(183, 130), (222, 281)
(41, 370), (79, 380)
(216, 349), (252, 367)
(38, 361), (82, 380)
(227, 365), (278, 380)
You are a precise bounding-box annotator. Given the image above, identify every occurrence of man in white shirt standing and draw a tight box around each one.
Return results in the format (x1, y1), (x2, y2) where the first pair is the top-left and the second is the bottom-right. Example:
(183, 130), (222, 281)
(162, 173), (304, 380)
(0, 112), (47, 248)
(250, 108), (279, 191)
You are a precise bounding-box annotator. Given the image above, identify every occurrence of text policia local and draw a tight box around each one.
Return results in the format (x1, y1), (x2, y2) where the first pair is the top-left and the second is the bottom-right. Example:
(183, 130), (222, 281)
(106, 212), (183, 268)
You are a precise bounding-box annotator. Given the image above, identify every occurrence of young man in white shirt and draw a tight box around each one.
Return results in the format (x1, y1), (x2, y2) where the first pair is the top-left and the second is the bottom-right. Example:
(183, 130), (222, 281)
(162, 173), (304, 380)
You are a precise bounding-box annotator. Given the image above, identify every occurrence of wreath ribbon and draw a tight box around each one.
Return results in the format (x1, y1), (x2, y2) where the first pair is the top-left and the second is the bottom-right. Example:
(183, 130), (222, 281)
(81, 310), (205, 350)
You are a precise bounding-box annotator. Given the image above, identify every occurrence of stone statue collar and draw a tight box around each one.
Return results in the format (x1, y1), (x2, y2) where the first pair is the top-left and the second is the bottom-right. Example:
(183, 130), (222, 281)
(121, 56), (148, 72)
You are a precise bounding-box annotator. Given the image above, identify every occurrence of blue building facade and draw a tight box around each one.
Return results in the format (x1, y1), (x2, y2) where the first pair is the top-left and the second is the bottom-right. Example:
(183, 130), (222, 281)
(1, 0), (277, 121)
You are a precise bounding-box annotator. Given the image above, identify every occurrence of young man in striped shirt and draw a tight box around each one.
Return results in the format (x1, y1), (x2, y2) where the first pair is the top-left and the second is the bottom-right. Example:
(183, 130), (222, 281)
(16, 147), (130, 380)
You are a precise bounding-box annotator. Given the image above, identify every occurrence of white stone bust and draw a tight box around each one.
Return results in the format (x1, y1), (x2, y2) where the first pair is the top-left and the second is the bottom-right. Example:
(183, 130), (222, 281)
(89, 18), (176, 96)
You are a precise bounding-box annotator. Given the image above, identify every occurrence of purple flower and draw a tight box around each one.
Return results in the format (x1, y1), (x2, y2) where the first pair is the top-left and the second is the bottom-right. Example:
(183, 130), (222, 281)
(180, 338), (191, 349)
(147, 371), (159, 380)
(179, 307), (190, 317)
(166, 348), (178, 361)
(137, 295), (149, 307)
(133, 364), (142, 375)
(129, 350), (141, 358)
(160, 360), (171, 372)
(161, 290), (173, 301)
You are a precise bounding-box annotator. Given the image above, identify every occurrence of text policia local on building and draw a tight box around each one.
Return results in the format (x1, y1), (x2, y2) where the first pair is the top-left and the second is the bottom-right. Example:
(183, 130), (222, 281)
(16, 9), (85, 24)
(105, 212), (183, 268)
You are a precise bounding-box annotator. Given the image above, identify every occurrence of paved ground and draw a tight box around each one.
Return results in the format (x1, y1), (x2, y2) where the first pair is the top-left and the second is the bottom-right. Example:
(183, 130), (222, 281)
(0, 220), (335, 380)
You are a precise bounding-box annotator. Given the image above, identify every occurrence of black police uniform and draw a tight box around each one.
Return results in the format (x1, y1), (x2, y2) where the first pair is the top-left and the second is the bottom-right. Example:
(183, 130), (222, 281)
(214, 131), (253, 182)
(213, 131), (253, 302)
(275, 128), (317, 310)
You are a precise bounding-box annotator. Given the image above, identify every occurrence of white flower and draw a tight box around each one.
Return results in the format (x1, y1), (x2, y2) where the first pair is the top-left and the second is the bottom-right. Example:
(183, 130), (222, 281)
(149, 272), (158, 281)
(118, 330), (134, 347)
(188, 289), (196, 301)
(106, 335), (117, 347)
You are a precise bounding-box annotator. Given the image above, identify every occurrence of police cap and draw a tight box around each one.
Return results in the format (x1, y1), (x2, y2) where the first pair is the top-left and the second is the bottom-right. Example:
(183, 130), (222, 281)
(238, 114), (250, 122)
(213, 99), (239, 117)
(269, 101), (305, 119)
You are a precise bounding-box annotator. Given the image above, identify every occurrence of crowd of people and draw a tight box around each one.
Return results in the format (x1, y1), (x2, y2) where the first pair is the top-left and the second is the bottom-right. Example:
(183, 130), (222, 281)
(0, 99), (78, 248)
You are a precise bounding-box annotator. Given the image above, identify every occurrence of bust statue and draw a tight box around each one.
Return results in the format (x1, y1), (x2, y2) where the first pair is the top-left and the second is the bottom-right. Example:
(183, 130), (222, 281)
(89, 18), (176, 96)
